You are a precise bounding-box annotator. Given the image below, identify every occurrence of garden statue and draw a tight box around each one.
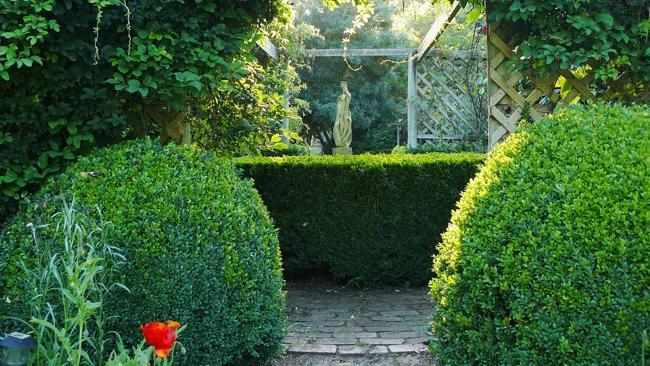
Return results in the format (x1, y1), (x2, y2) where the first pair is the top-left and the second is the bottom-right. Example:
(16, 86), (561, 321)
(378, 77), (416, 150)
(332, 81), (353, 155)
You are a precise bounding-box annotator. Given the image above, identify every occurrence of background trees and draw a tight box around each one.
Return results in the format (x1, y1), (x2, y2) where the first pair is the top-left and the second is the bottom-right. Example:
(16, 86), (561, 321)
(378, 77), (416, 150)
(294, 0), (479, 153)
(295, 0), (408, 153)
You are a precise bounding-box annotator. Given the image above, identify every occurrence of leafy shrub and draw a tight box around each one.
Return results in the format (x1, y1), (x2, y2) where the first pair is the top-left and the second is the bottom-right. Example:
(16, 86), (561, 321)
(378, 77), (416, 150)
(236, 153), (484, 285)
(1, 139), (285, 365)
(430, 103), (650, 364)
(391, 142), (485, 155)
(261, 144), (310, 157)
(0, 0), (290, 221)
(458, 0), (650, 103)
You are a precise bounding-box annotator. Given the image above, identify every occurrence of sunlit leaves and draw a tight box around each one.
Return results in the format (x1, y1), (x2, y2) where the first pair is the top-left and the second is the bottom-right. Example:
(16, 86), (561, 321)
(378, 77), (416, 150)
(465, 4), (484, 24)
(430, 103), (650, 365)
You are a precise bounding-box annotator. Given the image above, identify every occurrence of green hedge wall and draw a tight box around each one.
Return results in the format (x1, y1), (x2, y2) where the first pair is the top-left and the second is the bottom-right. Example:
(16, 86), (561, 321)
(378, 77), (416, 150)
(236, 153), (484, 286)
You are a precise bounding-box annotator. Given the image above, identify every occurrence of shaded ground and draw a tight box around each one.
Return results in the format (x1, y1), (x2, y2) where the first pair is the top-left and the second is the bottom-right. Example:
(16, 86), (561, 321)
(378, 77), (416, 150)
(272, 276), (436, 365)
(272, 353), (435, 366)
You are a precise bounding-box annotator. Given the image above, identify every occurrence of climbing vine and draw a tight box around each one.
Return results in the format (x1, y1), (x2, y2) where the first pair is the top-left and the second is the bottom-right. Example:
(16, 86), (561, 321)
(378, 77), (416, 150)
(329, 0), (650, 102)
(0, 0), (289, 220)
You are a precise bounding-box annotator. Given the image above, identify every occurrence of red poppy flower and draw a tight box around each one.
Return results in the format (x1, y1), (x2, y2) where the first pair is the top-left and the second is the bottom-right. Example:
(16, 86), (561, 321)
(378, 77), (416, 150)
(141, 322), (178, 358)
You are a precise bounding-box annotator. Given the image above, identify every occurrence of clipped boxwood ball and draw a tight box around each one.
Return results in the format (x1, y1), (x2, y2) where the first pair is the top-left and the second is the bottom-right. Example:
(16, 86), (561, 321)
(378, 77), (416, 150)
(0, 139), (285, 365)
(430, 104), (649, 365)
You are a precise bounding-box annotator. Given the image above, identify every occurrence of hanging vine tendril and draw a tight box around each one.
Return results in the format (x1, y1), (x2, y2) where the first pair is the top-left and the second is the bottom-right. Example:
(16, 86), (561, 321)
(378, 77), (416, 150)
(122, 0), (132, 56)
(93, 5), (103, 65)
(92, 0), (132, 65)
(341, 2), (375, 72)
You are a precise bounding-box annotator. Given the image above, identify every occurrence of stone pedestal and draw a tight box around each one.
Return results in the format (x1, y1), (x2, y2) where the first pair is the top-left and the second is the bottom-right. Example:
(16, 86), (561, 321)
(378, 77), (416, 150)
(309, 146), (323, 155)
(332, 147), (353, 155)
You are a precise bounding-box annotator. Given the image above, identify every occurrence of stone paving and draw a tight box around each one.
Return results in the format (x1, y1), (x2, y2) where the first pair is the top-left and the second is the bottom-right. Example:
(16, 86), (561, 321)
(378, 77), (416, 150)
(283, 277), (434, 356)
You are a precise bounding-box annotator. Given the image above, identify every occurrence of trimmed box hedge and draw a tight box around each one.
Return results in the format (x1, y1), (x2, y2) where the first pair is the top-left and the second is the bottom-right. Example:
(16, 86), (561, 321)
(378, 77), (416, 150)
(236, 153), (484, 286)
(1, 139), (286, 365)
(430, 103), (650, 364)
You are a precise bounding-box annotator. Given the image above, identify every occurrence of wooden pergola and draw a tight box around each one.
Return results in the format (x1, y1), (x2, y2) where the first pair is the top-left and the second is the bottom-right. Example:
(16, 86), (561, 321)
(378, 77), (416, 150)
(260, 0), (598, 151)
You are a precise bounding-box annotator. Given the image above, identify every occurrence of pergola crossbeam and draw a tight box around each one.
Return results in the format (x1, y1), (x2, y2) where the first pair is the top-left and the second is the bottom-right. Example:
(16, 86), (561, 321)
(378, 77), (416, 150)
(306, 48), (412, 57)
(262, 3), (491, 151)
(257, 36), (279, 59)
(415, 1), (463, 63)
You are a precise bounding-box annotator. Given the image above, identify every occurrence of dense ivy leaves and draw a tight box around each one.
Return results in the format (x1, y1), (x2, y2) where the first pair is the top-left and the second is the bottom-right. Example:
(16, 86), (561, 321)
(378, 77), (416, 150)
(236, 153), (484, 285)
(430, 104), (650, 365)
(0, 0), (287, 221)
(0, 139), (286, 365)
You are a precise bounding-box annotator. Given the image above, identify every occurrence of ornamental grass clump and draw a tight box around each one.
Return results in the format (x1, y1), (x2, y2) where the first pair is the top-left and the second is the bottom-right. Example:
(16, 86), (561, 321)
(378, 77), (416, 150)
(1, 139), (285, 365)
(430, 103), (649, 365)
(3, 200), (127, 366)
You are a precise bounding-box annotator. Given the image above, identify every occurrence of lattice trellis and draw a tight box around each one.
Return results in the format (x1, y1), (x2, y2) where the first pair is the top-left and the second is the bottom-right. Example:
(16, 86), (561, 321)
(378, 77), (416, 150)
(487, 23), (596, 149)
(415, 52), (487, 147)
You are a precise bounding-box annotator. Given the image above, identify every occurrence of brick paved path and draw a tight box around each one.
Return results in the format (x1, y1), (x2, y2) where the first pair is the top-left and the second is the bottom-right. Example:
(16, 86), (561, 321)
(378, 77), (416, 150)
(283, 277), (434, 356)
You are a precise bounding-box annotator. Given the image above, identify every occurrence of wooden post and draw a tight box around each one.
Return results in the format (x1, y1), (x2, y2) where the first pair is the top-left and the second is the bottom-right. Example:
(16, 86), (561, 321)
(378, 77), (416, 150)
(486, 0), (501, 151)
(407, 50), (417, 148)
(486, 33), (499, 149)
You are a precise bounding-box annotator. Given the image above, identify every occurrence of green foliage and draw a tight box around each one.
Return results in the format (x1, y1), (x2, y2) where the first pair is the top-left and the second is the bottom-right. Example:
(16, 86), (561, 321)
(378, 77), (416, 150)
(236, 152), (484, 285)
(391, 141), (484, 154)
(261, 143), (310, 157)
(189, 57), (303, 157)
(105, 329), (187, 365)
(0, 0), (289, 221)
(430, 103), (650, 364)
(11, 201), (127, 366)
(105, 341), (156, 366)
(190, 14), (315, 157)
(473, 0), (649, 102)
(393, 1), (484, 51)
(1, 139), (285, 365)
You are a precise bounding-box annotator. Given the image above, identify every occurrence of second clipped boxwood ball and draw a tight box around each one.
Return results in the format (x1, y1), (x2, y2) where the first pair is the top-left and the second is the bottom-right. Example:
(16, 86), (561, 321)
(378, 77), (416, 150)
(430, 103), (649, 365)
(0, 139), (285, 365)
